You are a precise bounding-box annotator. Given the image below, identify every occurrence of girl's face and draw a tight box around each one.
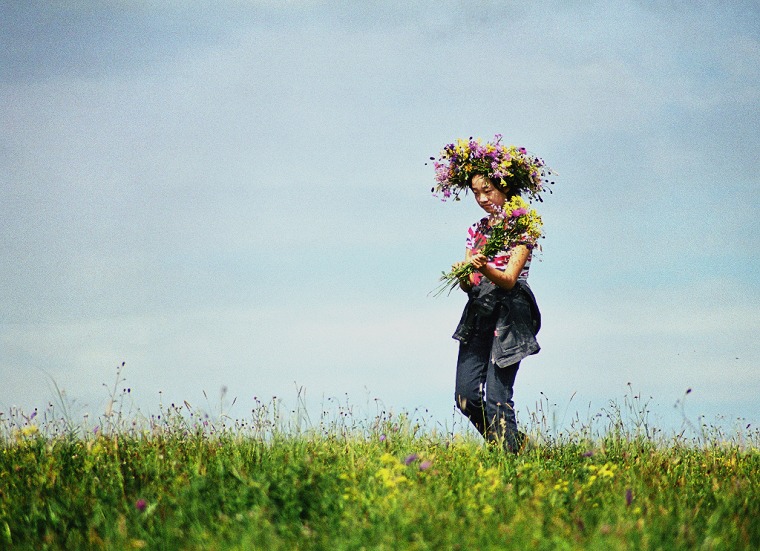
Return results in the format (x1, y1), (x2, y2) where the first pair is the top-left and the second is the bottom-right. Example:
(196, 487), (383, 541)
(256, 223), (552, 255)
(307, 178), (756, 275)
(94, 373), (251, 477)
(470, 175), (507, 215)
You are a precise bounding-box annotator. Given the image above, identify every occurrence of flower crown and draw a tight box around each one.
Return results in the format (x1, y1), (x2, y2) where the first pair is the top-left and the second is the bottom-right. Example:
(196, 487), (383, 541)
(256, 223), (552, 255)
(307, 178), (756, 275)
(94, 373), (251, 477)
(430, 135), (554, 202)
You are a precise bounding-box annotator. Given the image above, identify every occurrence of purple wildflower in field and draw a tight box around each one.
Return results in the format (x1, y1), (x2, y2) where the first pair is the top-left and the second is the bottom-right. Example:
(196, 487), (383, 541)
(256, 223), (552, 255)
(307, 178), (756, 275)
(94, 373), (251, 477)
(93, 426), (99, 435)
(404, 453), (418, 465)
(379, 434), (387, 442)
(582, 450), (594, 457)
(419, 460), (433, 471)
(135, 499), (147, 512)
(625, 488), (633, 506)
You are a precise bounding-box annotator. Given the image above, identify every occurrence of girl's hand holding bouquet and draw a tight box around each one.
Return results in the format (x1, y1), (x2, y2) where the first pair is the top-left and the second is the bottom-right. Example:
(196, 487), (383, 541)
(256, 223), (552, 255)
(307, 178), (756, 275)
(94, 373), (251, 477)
(434, 195), (543, 296)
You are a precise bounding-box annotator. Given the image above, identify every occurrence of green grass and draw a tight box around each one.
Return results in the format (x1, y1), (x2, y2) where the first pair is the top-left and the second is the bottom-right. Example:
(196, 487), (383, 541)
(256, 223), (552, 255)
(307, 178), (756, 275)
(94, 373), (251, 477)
(2, 390), (759, 550)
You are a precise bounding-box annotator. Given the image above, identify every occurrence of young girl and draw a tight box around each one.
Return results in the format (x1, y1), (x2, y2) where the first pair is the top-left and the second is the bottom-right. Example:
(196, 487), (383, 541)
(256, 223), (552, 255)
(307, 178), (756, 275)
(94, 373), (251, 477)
(431, 137), (550, 453)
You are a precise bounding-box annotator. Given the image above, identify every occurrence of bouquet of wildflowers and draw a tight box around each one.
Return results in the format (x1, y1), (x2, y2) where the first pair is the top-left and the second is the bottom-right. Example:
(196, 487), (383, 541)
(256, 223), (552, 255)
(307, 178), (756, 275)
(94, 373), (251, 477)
(434, 196), (544, 296)
(430, 135), (554, 202)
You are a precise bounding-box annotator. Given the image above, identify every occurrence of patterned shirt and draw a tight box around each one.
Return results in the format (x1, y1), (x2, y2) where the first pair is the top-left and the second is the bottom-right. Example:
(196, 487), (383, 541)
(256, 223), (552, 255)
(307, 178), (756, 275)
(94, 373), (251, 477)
(466, 216), (533, 286)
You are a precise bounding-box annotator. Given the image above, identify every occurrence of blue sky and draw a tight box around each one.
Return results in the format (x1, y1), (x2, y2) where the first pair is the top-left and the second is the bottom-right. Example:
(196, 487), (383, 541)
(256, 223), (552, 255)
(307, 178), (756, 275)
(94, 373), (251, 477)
(2, 0), (758, 435)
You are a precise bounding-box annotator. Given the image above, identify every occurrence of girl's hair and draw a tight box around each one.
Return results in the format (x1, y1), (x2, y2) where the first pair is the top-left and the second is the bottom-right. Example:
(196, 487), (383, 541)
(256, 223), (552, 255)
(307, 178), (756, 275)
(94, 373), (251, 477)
(468, 174), (520, 199)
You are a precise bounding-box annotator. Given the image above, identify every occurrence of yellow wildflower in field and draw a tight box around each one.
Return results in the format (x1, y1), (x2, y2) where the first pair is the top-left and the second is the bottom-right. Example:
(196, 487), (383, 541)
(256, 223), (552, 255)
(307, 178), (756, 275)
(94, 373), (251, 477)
(375, 453), (409, 489)
(590, 462), (617, 480)
(547, 479), (570, 507)
(89, 441), (106, 457)
(532, 482), (547, 501)
(21, 425), (39, 437)
(477, 466), (500, 491)
(462, 464), (503, 515)
(379, 452), (397, 464)
(553, 479), (569, 492)
(338, 472), (361, 504)
(13, 425), (40, 441)
(575, 462), (618, 499)
(375, 467), (408, 489)
(585, 462), (618, 484)
(516, 461), (534, 474)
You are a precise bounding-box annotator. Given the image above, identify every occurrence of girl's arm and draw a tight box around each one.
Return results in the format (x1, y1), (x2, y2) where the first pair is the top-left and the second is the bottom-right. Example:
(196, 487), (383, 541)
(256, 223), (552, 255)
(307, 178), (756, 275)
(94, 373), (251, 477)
(470, 245), (530, 291)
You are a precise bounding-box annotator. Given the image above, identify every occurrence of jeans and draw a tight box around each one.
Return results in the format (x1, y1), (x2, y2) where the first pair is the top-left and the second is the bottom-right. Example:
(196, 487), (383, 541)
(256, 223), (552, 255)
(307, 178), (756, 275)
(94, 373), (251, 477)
(455, 317), (522, 452)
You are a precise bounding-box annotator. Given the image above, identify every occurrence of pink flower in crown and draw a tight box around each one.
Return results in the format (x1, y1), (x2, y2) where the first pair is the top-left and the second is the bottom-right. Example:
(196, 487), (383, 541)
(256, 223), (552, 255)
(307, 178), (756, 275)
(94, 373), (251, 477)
(511, 208), (528, 218)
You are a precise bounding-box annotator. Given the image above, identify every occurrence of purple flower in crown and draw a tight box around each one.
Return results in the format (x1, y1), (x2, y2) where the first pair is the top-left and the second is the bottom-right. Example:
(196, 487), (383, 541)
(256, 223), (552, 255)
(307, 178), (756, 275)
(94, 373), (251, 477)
(511, 207), (528, 218)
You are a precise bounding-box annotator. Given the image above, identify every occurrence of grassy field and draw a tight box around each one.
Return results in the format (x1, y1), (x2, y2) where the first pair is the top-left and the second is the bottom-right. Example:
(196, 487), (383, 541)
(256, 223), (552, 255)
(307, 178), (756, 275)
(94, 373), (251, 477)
(1, 389), (759, 550)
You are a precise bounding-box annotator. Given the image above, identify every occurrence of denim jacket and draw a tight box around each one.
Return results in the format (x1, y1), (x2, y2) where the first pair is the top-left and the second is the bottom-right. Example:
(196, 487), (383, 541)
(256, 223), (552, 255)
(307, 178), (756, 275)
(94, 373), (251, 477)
(452, 279), (541, 368)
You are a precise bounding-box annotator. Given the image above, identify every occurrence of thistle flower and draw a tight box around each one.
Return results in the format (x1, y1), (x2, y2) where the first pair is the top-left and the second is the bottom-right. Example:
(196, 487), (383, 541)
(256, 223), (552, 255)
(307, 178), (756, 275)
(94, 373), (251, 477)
(135, 499), (147, 512)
